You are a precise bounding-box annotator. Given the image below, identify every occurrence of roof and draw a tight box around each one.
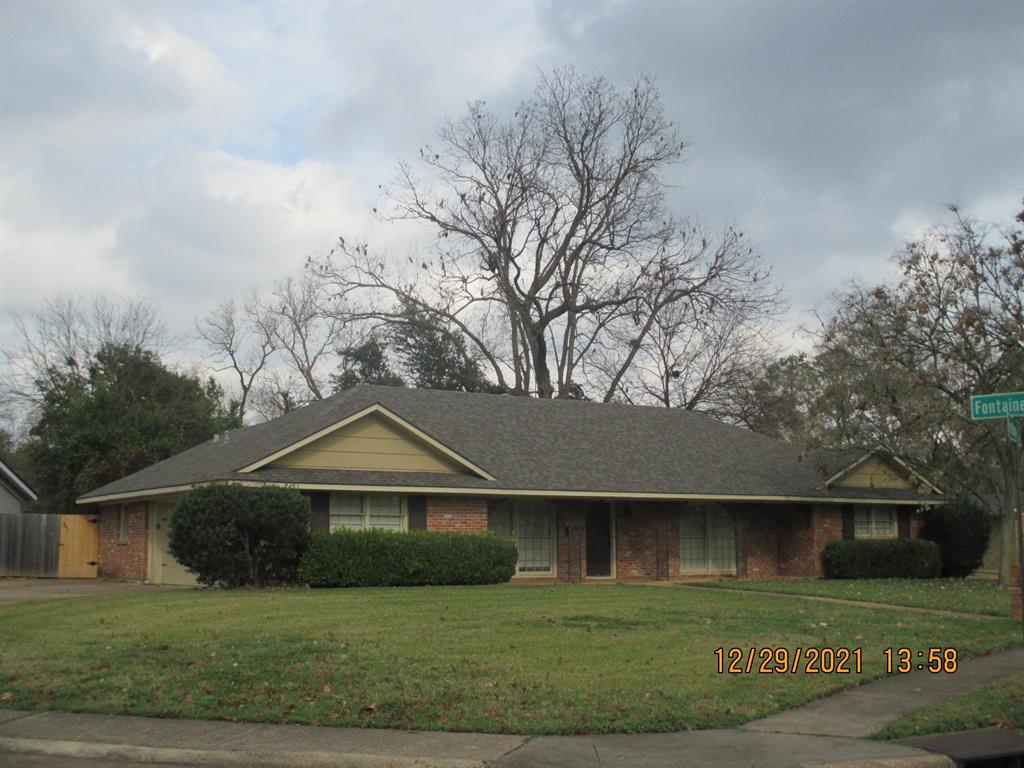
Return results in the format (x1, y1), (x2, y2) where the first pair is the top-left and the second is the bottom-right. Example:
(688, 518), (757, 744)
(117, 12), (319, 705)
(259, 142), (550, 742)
(77, 385), (938, 505)
(0, 457), (37, 503)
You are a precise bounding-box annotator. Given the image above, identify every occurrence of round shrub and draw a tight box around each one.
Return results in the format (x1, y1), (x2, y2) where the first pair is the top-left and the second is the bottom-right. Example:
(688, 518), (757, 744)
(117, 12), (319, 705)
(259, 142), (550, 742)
(822, 538), (942, 579)
(298, 529), (517, 588)
(169, 484), (311, 587)
(919, 497), (992, 578)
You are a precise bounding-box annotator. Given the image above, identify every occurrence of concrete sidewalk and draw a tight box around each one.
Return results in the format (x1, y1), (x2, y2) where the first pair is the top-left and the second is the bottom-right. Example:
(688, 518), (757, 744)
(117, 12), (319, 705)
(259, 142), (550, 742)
(742, 646), (1023, 738)
(0, 709), (949, 768)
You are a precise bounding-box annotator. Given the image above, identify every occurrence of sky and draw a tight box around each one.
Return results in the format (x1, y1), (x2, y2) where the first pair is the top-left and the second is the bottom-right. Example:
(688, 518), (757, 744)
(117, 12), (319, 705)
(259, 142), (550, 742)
(1, 0), (1021, 366)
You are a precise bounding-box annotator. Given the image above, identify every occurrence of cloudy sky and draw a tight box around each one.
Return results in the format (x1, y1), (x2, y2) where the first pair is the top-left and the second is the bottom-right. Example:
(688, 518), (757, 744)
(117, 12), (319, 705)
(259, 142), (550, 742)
(1, 0), (1021, 360)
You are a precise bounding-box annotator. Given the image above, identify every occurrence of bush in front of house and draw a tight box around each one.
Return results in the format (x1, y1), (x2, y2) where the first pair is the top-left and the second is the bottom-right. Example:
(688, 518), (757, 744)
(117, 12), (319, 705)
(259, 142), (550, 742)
(169, 484), (311, 587)
(297, 529), (517, 588)
(822, 538), (942, 579)
(918, 497), (992, 578)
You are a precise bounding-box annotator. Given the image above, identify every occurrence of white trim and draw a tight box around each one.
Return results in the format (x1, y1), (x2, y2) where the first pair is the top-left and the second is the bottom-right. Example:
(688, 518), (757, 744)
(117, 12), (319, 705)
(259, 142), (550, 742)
(78, 481), (940, 507)
(0, 458), (36, 502)
(236, 403), (496, 480)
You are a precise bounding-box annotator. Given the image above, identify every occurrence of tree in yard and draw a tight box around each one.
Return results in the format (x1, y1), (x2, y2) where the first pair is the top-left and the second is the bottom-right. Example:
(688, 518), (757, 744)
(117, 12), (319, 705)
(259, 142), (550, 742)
(268, 273), (348, 402)
(2, 294), (168, 412)
(313, 67), (774, 400)
(196, 296), (278, 423)
(23, 343), (237, 514)
(390, 303), (494, 392)
(814, 204), (1023, 583)
(732, 353), (826, 447)
(331, 334), (405, 391)
(602, 298), (778, 419)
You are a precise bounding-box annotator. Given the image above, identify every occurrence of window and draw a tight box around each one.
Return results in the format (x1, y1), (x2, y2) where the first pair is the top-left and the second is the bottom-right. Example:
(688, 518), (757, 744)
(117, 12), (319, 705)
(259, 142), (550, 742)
(680, 505), (736, 573)
(853, 506), (896, 539)
(329, 494), (406, 532)
(118, 506), (130, 541)
(487, 499), (554, 575)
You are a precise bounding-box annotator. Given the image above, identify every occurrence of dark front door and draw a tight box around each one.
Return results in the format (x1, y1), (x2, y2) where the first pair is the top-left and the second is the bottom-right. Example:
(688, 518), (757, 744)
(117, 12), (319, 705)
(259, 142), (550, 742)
(585, 504), (612, 577)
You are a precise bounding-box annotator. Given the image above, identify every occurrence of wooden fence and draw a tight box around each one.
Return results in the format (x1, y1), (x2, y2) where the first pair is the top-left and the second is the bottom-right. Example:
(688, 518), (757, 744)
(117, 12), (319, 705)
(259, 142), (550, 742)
(0, 513), (98, 578)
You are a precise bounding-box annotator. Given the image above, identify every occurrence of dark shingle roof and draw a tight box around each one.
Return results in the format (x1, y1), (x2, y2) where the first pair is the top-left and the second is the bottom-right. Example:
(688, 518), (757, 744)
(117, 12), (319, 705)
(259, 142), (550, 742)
(78, 385), (936, 503)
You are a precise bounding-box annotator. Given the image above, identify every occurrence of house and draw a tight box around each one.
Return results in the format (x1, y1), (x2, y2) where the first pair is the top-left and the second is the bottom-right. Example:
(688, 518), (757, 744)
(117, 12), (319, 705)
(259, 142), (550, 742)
(0, 457), (37, 515)
(76, 385), (941, 585)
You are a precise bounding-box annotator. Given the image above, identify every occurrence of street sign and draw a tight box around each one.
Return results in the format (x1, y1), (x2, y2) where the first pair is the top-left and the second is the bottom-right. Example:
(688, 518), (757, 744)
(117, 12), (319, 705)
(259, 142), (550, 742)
(1010, 417), (1023, 447)
(970, 392), (1024, 421)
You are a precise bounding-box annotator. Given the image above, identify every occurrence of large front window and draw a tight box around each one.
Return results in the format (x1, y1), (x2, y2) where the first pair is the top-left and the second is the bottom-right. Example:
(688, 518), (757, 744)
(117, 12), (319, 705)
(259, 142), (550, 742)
(488, 499), (554, 575)
(329, 493), (406, 532)
(680, 504), (736, 574)
(853, 506), (896, 539)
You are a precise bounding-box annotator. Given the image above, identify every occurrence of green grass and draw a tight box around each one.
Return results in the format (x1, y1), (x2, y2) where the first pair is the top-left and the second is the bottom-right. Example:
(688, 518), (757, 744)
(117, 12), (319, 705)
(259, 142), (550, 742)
(874, 672), (1024, 739)
(695, 578), (1010, 617)
(0, 584), (1019, 734)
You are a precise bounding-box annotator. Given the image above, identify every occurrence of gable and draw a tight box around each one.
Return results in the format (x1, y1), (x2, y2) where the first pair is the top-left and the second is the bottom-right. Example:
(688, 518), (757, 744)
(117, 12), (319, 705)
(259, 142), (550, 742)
(268, 412), (469, 474)
(833, 456), (914, 490)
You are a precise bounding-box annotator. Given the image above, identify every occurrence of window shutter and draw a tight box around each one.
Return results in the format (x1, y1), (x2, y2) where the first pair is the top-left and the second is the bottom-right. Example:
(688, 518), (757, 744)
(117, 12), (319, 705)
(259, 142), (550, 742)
(308, 492), (330, 532)
(841, 505), (854, 539)
(407, 497), (427, 530)
(897, 508), (911, 538)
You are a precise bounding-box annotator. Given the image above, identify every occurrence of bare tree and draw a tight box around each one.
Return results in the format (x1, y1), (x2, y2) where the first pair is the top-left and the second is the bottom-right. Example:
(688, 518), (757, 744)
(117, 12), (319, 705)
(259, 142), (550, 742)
(248, 370), (304, 422)
(268, 273), (348, 402)
(603, 302), (778, 417)
(196, 295), (278, 422)
(314, 68), (772, 400)
(2, 294), (168, 410)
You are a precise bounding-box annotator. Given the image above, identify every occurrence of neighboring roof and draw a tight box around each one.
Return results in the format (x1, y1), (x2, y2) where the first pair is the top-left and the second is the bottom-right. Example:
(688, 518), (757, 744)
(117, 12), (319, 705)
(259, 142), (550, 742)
(78, 385), (940, 505)
(0, 457), (37, 503)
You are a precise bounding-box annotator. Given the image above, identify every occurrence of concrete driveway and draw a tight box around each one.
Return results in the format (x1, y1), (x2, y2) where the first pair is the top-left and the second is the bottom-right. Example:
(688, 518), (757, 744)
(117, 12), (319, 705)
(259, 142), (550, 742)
(0, 579), (189, 605)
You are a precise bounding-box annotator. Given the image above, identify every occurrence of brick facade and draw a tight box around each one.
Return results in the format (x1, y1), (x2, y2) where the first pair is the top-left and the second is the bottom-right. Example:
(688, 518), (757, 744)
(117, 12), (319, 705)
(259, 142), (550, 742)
(614, 502), (680, 581)
(425, 496), (488, 533)
(97, 502), (148, 581)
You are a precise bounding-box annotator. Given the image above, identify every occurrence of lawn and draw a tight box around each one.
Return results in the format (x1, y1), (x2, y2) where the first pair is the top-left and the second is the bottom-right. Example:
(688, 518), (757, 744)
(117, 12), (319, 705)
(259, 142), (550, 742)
(694, 578), (1010, 617)
(874, 672), (1024, 739)
(0, 584), (1019, 735)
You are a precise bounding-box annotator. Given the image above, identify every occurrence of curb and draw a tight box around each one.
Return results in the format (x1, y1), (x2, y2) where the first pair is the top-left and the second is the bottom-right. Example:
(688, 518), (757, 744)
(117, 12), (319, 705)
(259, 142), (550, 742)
(0, 736), (486, 768)
(799, 757), (956, 768)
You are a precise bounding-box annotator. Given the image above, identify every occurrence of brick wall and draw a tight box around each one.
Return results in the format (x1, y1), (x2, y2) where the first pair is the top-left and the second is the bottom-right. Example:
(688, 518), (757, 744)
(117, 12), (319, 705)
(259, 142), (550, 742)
(741, 509), (781, 578)
(98, 502), (148, 581)
(615, 502), (679, 580)
(425, 496), (488, 533)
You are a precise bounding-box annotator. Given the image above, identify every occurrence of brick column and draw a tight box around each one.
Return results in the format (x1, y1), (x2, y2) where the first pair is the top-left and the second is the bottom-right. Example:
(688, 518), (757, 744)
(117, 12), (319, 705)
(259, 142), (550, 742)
(97, 502), (148, 581)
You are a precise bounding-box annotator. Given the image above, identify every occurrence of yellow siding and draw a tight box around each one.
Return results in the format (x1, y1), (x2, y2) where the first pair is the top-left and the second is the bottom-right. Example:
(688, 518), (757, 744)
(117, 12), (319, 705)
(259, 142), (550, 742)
(835, 456), (913, 489)
(271, 413), (466, 473)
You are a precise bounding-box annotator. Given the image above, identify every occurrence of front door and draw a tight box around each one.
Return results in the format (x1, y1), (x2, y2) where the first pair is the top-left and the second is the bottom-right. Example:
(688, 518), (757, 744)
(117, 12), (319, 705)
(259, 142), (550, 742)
(585, 504), (613, 577)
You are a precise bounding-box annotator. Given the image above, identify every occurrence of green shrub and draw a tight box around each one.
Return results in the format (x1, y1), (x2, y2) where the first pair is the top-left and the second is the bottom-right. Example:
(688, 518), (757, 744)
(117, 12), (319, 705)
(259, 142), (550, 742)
(298, 529), (517, 588)
(169, 484), (311, 587)
(919, 498), (992, 578)
(822, 538), (942, 579)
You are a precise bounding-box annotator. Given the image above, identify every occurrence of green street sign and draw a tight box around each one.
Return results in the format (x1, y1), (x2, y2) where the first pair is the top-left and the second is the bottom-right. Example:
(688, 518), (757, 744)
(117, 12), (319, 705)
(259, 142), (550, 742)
(970, 392), (1024, 421)
(1010, 417), (1023, 447)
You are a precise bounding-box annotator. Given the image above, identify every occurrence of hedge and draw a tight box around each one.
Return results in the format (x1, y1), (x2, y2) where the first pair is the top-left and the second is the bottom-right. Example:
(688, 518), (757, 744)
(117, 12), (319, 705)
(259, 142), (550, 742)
(169, 484), (311, 587)
(822, 538), (942, 579)
(298, 529), (517, 587)
(919, 498), (992, 578)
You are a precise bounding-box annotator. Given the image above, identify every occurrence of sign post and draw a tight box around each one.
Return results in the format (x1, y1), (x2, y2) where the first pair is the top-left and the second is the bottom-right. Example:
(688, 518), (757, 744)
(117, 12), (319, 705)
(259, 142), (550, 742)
(970, 392), (1024, 626)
